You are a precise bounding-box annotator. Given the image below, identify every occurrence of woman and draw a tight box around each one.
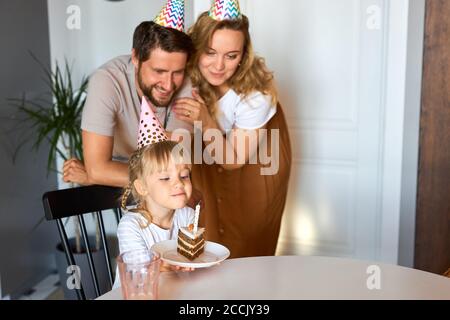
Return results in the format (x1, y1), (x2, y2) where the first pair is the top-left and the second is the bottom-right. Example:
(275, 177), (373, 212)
(171, 0), (292, 258)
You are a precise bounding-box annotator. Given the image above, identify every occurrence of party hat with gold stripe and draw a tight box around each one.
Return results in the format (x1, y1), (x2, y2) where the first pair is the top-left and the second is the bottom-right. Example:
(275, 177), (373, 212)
(154, 0), (185, 32)
(208, 0), (242, 21)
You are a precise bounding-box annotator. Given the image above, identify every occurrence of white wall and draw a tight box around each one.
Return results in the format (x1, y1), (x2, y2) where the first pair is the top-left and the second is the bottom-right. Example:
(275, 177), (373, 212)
(47, 0), (194, 84)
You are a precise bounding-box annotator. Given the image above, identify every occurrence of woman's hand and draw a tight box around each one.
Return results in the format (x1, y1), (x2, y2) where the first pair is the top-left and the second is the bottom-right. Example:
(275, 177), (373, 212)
(172, 90), (216, 130)
(63, 158), (90, 185)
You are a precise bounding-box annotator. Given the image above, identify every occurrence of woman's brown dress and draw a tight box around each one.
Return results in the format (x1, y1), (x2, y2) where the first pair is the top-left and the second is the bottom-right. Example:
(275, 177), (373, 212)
(191, 104), (292, 258)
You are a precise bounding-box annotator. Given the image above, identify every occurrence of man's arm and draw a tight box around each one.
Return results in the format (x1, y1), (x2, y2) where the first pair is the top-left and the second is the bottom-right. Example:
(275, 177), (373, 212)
(82, 130), (129, 187)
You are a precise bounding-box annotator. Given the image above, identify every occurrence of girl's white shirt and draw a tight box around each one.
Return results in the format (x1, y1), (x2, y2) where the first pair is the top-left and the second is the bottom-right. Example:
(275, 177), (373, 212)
(113, 206), (195, 288)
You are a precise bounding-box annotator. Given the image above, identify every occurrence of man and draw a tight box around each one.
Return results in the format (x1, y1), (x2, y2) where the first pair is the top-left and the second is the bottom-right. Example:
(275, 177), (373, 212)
(64, 18), (194, 186)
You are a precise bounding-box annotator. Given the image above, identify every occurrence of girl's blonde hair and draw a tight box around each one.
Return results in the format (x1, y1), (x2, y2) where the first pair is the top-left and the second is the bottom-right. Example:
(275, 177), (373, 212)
(187, 12), (278, 119)
(121, 140), (189, 228)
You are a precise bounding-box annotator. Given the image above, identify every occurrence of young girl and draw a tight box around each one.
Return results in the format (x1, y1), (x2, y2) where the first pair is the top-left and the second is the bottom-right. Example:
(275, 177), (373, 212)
(116, 140), (195, 279)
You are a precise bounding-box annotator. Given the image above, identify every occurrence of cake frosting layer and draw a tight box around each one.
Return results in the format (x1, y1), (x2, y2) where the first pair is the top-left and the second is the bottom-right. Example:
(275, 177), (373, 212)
(177, 245), (204, 260)
(180, 226), (205, 240)
(178, 230), (205, 249)
(178, 236), (205, 252)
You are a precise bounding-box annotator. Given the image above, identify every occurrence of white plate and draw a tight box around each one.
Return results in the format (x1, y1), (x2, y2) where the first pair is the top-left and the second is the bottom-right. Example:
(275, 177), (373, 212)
(151, 240), (230, 268)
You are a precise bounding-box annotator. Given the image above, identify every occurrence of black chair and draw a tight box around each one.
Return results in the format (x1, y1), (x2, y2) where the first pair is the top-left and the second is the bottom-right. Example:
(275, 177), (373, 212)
(43, 185), (125, 300)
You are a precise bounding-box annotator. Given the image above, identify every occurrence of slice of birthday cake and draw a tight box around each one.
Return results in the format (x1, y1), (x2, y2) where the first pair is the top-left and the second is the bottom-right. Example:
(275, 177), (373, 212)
(177, 224), (205, 260)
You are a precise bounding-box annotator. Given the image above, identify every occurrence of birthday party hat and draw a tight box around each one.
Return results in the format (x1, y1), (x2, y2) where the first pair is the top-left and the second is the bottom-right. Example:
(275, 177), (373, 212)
(154, 0), (185, 32)
(208, 0), (242, 21)
(137, 97), (168, 149)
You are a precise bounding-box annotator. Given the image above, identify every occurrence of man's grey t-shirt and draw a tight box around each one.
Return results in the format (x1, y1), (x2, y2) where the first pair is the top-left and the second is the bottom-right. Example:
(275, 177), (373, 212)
(81, 55), (192, 161)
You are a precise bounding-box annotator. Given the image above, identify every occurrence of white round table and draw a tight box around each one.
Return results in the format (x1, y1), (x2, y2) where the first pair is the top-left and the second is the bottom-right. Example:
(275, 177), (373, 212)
(97, 255), (450, 300)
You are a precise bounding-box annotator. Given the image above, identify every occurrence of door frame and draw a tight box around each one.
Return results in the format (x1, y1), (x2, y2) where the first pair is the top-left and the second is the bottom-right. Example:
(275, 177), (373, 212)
(380, 0), (425, 265)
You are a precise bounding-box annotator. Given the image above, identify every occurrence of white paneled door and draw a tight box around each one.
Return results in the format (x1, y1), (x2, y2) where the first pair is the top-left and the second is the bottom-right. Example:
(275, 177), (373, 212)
(193, 0), (414, 263)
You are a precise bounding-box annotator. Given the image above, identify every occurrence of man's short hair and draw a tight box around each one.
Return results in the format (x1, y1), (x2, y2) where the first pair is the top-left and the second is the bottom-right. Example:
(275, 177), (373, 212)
(132, 21), (194, 63)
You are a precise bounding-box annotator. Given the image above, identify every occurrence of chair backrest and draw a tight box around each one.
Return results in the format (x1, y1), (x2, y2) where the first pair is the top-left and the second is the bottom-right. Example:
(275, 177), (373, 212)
(43, 185), (125, 300)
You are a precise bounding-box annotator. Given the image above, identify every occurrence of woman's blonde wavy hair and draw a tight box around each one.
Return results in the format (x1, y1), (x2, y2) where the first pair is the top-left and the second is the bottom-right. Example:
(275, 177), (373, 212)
(121, 140), (190, 228)
(187, 12), (278, 119)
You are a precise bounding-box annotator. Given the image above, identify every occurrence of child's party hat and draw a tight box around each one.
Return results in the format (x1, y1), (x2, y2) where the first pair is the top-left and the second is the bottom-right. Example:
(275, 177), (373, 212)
(137, 97), (168, 149)
(208, 0), (242, 21)
(154, 0), (185, 32)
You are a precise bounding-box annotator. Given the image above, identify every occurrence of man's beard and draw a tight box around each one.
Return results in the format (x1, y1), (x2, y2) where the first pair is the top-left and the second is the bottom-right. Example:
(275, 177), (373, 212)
(137, 65), (178, 108)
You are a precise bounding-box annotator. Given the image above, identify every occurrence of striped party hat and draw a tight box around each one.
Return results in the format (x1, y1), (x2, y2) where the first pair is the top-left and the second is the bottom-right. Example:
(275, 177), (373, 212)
(137, 96), (168, 150)
(154, 0), (185, 32)
(208, 0), (242, 21)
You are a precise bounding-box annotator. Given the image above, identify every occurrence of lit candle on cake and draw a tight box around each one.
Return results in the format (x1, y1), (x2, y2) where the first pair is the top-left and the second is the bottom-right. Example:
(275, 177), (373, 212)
(193, 202), (200, 234)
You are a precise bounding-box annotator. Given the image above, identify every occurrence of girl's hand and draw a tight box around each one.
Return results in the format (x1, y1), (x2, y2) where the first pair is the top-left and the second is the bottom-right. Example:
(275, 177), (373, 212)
(172, 90), (215, 129)
(160, 261), (195, 272)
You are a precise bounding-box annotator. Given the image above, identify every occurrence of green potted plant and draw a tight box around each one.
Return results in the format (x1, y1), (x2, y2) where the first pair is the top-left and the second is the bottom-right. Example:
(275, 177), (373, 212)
(9, 56), (89, 252)
(8, 55), (109, 299)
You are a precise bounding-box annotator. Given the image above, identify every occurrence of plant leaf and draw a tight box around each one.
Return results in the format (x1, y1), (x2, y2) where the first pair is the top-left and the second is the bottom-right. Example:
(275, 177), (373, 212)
(7, 55), (89, 173)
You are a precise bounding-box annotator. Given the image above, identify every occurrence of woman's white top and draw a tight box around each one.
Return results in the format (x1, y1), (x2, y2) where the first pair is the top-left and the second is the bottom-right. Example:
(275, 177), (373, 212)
(216, 89), (277, 134)
(181, 79), (276, 134)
